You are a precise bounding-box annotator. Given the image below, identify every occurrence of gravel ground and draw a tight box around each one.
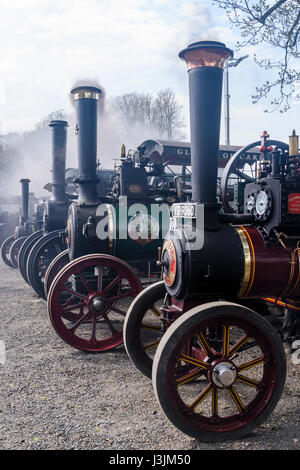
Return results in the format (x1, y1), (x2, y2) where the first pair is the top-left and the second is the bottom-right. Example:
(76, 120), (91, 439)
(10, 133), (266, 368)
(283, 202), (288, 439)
(0, 261), (299, 451)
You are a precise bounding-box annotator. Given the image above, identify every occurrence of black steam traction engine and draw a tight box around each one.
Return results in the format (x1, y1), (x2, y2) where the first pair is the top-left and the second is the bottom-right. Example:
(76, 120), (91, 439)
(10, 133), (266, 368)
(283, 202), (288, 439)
(123, 40), (300, 442)
(18, 119), (83, 299)
(0, 179), (43, 268)
(44, 85), (254, 354)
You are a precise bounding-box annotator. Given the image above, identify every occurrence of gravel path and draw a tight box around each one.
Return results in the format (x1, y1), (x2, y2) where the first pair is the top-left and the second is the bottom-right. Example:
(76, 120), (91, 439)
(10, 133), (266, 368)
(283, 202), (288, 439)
(0, 262), (299, 451)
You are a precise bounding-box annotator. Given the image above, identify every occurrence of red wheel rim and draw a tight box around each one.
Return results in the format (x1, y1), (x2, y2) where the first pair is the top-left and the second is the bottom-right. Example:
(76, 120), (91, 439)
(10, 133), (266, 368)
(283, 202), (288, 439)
(163, 314), (279, 434)
(48, 254), (142, 352)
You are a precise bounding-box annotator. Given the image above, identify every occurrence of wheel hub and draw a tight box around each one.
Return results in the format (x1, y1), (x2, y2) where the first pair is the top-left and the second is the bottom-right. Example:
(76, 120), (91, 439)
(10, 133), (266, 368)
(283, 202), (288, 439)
(90, 295), (107, 314)
(211, 361), (237, 388)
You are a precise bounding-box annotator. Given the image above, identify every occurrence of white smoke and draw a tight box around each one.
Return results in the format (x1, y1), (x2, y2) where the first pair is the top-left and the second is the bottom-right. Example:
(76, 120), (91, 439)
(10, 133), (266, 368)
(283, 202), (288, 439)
(0, 79), (174, 201)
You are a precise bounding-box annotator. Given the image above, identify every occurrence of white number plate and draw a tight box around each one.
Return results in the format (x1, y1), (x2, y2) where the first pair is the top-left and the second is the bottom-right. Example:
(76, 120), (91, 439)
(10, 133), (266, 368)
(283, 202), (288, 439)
(172, 203), (196, 218)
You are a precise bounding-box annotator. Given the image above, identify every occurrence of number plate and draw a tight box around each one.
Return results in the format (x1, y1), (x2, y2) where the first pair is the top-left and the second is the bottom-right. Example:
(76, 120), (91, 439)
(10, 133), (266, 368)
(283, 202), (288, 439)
(172, 203), (197, 218)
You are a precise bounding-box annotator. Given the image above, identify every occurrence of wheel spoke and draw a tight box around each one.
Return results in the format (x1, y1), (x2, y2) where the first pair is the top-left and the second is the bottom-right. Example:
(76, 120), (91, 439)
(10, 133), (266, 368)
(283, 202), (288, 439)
(89, 316), (97, 345)
(69, 310), (91, 332)
(211, 387), (218, 417)
(189, 383), (213, 412)
(227, 385), (245, 413)
(195, 333), (213, 357)
(97, 265), (103, 292)
(144, 339), (160, 352)
(61, 301), (85, 314)
(61, 296), (75, 309)
(78, 272), (92, 293)
(176, 367), (206, 387)
(150, 306), (161, 318)
(222, 324), (230, 357)
(229, 334), (250, 356)
(236, 374), (260, 390)
(178, 352), (210, 371)
(110, 305), (127, 317)
(104, 275), (121, 294)
(102, 313), (118, 335)
(238, 355), (265, 372)
(108, 292), (132, 303)
(63, 287), (88, 301)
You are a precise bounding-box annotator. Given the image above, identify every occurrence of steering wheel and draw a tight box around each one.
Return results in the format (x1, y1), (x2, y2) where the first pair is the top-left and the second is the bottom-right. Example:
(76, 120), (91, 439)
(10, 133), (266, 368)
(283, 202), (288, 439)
(221, 140), (289, 213)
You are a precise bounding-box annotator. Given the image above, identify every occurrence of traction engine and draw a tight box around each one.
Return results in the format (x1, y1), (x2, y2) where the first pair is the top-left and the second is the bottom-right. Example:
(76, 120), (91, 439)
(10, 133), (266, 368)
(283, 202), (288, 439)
(0, 178), (41, 268)
(124, 40), (298, 442)
(46, 85), (170, 352)
(22, 120), (78, 298)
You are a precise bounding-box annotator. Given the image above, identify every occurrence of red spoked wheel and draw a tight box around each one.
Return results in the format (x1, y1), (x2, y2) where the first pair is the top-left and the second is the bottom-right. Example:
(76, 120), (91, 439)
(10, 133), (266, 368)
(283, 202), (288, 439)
(47, 254), (143, 352)
(44, 249), (70, 299)
(1, 235), (16, 268)
(9, 236), (28, 268)
(153, 301), (286, 442)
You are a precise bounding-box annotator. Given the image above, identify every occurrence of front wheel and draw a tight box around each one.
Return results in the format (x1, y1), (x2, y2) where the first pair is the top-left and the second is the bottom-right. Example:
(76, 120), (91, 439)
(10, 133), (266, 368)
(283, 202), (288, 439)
(124, 281), (167, 379)
(47, 254), (143, 352)
(153, 301), (286, 442)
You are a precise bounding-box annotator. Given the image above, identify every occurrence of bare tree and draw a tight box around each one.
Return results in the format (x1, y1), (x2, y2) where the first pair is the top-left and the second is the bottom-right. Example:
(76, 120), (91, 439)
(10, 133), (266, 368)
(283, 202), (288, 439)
(35, 109), (67, 129)
(213, 0), (300, 112)
(152, 88), (185, 140)
(0, 125), (18, 184)
(112, 89), (185, 139)
(113, 92), (153, 128)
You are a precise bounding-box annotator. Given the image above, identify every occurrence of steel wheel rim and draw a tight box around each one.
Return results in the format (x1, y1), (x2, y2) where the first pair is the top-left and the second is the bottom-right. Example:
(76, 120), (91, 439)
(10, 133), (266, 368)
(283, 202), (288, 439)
(48, 254), (142, 352)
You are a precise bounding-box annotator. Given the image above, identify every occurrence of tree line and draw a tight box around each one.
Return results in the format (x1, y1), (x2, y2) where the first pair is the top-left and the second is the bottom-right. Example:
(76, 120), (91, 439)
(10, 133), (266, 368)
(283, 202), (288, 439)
(0, 88), (185, 187)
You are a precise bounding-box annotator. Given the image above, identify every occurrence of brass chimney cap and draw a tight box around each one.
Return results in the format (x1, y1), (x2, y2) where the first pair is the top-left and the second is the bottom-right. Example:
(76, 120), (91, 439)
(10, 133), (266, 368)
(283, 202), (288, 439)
(71, 85), (102, 101)
(179, 40), (233, 70)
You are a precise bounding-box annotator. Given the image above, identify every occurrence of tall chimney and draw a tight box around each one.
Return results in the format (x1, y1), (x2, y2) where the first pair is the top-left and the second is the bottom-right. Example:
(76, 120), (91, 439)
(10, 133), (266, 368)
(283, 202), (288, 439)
(49, 120), (68, 203)
(179, 41), (232, 208)
(19, 178), (30, 222)
(71, 86), (102, 204)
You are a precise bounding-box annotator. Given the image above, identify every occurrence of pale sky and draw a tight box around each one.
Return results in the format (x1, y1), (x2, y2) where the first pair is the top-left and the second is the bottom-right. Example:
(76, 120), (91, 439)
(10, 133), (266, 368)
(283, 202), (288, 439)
(0, 0), (299, 147)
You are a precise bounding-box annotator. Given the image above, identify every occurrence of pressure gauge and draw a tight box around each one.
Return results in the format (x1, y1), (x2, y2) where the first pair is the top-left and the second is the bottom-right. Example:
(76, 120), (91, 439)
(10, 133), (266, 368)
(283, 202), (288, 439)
(255, 190), (269, 216)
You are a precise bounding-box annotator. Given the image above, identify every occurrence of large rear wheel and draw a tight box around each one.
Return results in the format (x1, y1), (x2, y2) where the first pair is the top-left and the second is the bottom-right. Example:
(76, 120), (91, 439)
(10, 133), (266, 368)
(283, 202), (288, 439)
(153, 301), (286, 442)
